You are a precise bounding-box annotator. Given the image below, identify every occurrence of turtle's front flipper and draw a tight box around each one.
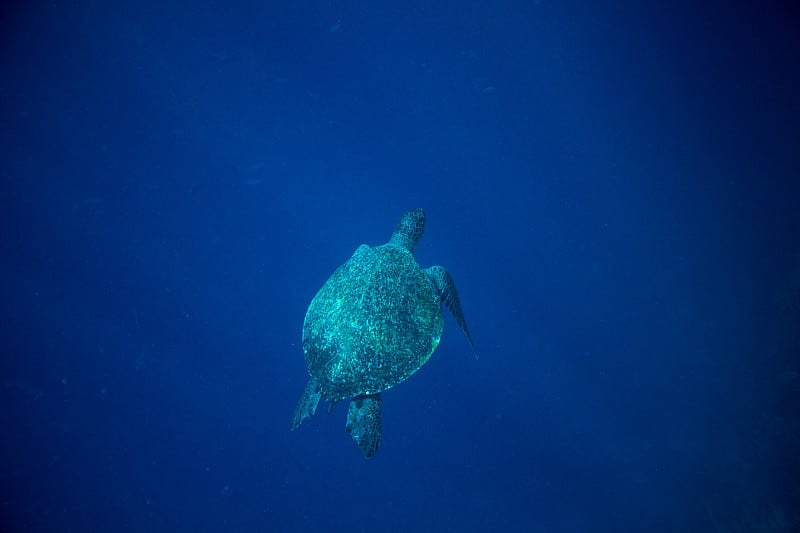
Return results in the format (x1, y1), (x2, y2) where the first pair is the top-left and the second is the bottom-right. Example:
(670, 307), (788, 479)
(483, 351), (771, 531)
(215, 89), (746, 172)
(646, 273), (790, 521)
(345, 393), (382, 458)
(291, 377), (321, 430)
(426, 266), (477, 357)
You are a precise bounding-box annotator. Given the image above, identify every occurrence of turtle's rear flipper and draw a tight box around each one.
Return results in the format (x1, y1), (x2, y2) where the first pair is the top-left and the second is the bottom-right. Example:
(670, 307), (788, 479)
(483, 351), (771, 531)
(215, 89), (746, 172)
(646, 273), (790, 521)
(345, 393), (382, 458)
(291, 377), (321, 430)
(426, 266), (477, 357)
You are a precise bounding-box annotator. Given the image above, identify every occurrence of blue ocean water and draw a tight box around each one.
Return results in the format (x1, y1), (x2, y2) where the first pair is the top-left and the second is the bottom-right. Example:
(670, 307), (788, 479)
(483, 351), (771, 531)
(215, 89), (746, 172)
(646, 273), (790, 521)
(1, 1), (798, 531)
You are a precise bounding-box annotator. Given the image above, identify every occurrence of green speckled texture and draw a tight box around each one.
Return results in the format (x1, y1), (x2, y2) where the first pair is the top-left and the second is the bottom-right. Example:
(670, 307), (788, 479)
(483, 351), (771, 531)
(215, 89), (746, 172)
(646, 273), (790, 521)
(302, 243), (443, 403)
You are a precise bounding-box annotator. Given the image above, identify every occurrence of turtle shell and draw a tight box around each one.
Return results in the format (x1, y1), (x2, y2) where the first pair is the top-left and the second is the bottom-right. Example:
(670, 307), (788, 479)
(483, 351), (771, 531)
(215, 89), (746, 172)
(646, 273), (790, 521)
(302, 243), (443, 403)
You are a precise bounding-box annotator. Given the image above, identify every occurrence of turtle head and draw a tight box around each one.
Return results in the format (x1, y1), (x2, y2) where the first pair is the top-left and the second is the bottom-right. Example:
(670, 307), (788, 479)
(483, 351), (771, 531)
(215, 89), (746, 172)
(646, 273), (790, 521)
(389, 208), (426, 253)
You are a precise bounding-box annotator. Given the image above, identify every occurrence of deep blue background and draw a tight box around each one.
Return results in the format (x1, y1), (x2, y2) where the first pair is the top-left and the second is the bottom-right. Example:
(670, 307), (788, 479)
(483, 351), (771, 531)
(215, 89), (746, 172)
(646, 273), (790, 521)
(2, 1), (798, 531)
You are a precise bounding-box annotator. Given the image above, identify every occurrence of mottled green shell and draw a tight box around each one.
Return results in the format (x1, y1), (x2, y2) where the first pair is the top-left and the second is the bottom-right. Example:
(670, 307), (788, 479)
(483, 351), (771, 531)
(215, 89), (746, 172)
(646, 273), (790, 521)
(302, 243), (443, 403)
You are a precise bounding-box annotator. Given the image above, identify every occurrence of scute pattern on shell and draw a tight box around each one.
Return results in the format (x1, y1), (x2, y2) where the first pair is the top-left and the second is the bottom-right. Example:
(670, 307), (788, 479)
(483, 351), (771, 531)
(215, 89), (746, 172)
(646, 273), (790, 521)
(302, 244), (443, 403)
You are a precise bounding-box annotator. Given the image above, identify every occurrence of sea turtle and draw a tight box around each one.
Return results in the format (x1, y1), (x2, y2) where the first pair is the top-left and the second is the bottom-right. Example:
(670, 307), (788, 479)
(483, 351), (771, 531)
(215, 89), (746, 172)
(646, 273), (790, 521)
(290, 208), (476, 458)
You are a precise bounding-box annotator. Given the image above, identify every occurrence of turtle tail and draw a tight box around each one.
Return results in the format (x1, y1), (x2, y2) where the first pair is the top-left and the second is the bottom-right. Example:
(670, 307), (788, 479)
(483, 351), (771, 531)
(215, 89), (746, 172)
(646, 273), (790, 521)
(426, 266), (478, 359)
